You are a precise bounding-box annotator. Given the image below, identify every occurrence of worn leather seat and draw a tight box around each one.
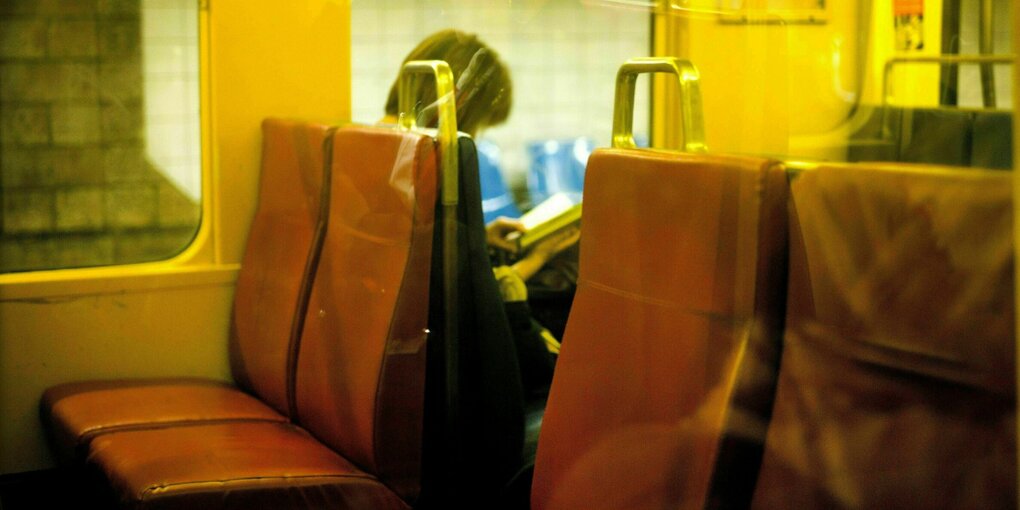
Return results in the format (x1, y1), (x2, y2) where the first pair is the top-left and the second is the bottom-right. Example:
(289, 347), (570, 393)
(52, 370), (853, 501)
(41, 119), (334, 463)
(41, 379), (285, 465)
(85, 124), (436, 510)
(531, 150), (789, 510)
(89, 422), (409, 509)
(86, 126), (437, 509)
(751, 163), (1016, 509)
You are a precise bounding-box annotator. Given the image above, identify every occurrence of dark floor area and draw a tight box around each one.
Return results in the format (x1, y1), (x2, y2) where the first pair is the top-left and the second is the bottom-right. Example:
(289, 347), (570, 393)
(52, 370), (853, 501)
(0, 469), (112, 510)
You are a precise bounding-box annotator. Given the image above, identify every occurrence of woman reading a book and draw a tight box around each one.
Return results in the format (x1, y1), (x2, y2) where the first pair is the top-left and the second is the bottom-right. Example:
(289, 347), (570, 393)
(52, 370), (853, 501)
(382, 29), (579, 396)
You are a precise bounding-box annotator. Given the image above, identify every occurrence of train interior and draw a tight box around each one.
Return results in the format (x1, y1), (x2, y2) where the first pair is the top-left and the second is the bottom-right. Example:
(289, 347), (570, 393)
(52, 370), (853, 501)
(0, 0), (1017, 508)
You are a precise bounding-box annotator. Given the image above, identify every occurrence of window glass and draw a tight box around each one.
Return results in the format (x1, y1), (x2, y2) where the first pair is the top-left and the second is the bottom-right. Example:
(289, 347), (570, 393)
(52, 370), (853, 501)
(0, 0), (201, 273)
(351, 0), (651, 210)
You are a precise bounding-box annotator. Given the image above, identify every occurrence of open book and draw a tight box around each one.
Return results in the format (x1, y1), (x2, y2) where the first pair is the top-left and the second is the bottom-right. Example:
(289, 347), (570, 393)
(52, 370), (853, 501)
(509, 192), (583, 253)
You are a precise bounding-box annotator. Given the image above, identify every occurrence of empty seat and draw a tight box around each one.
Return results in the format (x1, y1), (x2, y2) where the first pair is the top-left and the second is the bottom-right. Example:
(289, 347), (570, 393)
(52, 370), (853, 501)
(847, 105), (903, 163)
(90, 422), (408, 509)
(849, 106), (1013, 171)
(531, 150), (789, 510)
(751, 163), (1016, 509)
(41, 119), (334, 463)
(41, 379), (284, 465)
(898, 108), (973, 166)
(86, 125), (438, 509)
(971, 110), (1013, 170)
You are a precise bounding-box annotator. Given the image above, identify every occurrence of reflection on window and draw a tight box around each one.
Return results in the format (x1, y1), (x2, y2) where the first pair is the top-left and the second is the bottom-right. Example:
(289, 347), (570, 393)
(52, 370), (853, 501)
(956, 0), (1013, 108)
(0, 0), (201, 273)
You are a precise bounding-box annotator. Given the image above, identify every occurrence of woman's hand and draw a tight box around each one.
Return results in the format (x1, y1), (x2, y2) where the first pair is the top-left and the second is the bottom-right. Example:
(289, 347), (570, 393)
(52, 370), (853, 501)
(531, 225), (581, 262)
(512, 226), (581, 281)
(486, 217), (527, 252)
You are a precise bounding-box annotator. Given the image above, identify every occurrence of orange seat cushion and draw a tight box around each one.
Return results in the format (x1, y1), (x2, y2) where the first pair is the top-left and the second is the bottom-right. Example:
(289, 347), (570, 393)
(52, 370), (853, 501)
(89, 421), (408, 510)
(42, 379), (286, 463)
(40, 119), (334, 463)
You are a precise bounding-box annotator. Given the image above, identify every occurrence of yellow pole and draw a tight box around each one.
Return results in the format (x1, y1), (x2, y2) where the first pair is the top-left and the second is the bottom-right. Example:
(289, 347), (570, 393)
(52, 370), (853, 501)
(1014, 0), (1020, 504)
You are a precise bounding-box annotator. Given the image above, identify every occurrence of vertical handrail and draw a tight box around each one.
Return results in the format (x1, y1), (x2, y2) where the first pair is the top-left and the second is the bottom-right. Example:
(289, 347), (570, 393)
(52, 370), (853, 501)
(397, 60), (461, 463)
(979, 0), (996, 107)
(612, 57), (707, 151)
(398, 60), (460, 206)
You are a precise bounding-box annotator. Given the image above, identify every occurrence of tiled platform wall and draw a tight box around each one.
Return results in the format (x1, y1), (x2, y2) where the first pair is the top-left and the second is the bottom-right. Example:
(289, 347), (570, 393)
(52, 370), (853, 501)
(0, 0), (199, 272)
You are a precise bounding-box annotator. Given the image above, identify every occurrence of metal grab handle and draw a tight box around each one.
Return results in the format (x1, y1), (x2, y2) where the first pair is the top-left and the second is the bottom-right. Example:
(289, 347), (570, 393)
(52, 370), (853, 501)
(979, 0), (995, 107)
(399, 60), (460, 206)
(882, 54), (1015, 109)
(612, 57), (707, 152)
(397, 60), (461, 456)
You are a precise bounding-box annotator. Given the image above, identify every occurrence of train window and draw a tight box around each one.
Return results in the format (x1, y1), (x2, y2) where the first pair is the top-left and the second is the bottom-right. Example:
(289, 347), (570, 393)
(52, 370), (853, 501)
(0, 0), (201, 273)
(351, 0), (651, 210)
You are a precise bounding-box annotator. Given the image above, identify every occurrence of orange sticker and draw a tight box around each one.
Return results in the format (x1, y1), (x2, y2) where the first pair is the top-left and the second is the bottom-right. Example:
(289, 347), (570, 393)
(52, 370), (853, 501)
(894, 0), (923, 16)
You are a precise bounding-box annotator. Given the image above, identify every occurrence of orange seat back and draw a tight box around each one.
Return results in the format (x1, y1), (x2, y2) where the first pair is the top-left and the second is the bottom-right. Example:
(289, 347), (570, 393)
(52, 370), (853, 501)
(532, 150), (789, 510)
(751, 164), (1016, 509)
(295, 126), (438, 502)
(230, 119), (334, 417)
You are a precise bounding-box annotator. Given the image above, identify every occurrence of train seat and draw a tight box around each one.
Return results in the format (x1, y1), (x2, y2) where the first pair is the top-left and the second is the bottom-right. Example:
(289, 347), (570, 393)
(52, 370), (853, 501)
(750, 163), (1016, 509)
(40, 119), (335, 463)
(88, 422), (409, 509)
(849, 107), (1014, 171)
(40, 379), (285, 465)
(971, 111), (1013, 170)
(897, 108), (973, 166)
(530, 150), (789, 510)
(84, 126), (438, 509)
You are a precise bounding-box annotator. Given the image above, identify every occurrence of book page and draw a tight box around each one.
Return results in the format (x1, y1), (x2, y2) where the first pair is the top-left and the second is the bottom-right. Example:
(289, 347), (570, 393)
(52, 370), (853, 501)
(520, 193), (580, 231)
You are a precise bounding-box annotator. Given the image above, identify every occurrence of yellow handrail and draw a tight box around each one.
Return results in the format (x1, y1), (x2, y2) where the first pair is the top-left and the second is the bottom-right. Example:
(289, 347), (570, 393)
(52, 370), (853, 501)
(398, 60), (460, 206)
(397, 60), (461, 446)
(612, 57), (707, 152)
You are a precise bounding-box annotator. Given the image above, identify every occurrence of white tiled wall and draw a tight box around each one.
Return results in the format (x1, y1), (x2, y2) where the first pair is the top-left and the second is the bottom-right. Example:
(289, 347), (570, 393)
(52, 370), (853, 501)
(351, 0), (651, 192)
(142, 0), (201, 200)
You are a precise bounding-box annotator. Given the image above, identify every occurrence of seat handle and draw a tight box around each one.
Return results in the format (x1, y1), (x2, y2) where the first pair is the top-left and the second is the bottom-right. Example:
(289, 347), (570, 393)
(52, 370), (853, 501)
(398, 60), (462, 453)
(399, 60), (460, 206)
(611, 57), (706, 152)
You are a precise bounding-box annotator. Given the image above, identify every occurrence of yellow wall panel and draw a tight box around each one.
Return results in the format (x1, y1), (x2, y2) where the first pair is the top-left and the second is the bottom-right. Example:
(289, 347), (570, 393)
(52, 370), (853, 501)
(1013, 1), (1020, 502)
(211, 0), (351, 264)
(0, 282), (236, 473)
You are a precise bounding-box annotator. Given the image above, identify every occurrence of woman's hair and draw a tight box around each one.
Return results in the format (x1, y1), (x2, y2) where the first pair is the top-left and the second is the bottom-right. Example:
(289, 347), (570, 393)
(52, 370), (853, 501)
(385, 29), (512, 136)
